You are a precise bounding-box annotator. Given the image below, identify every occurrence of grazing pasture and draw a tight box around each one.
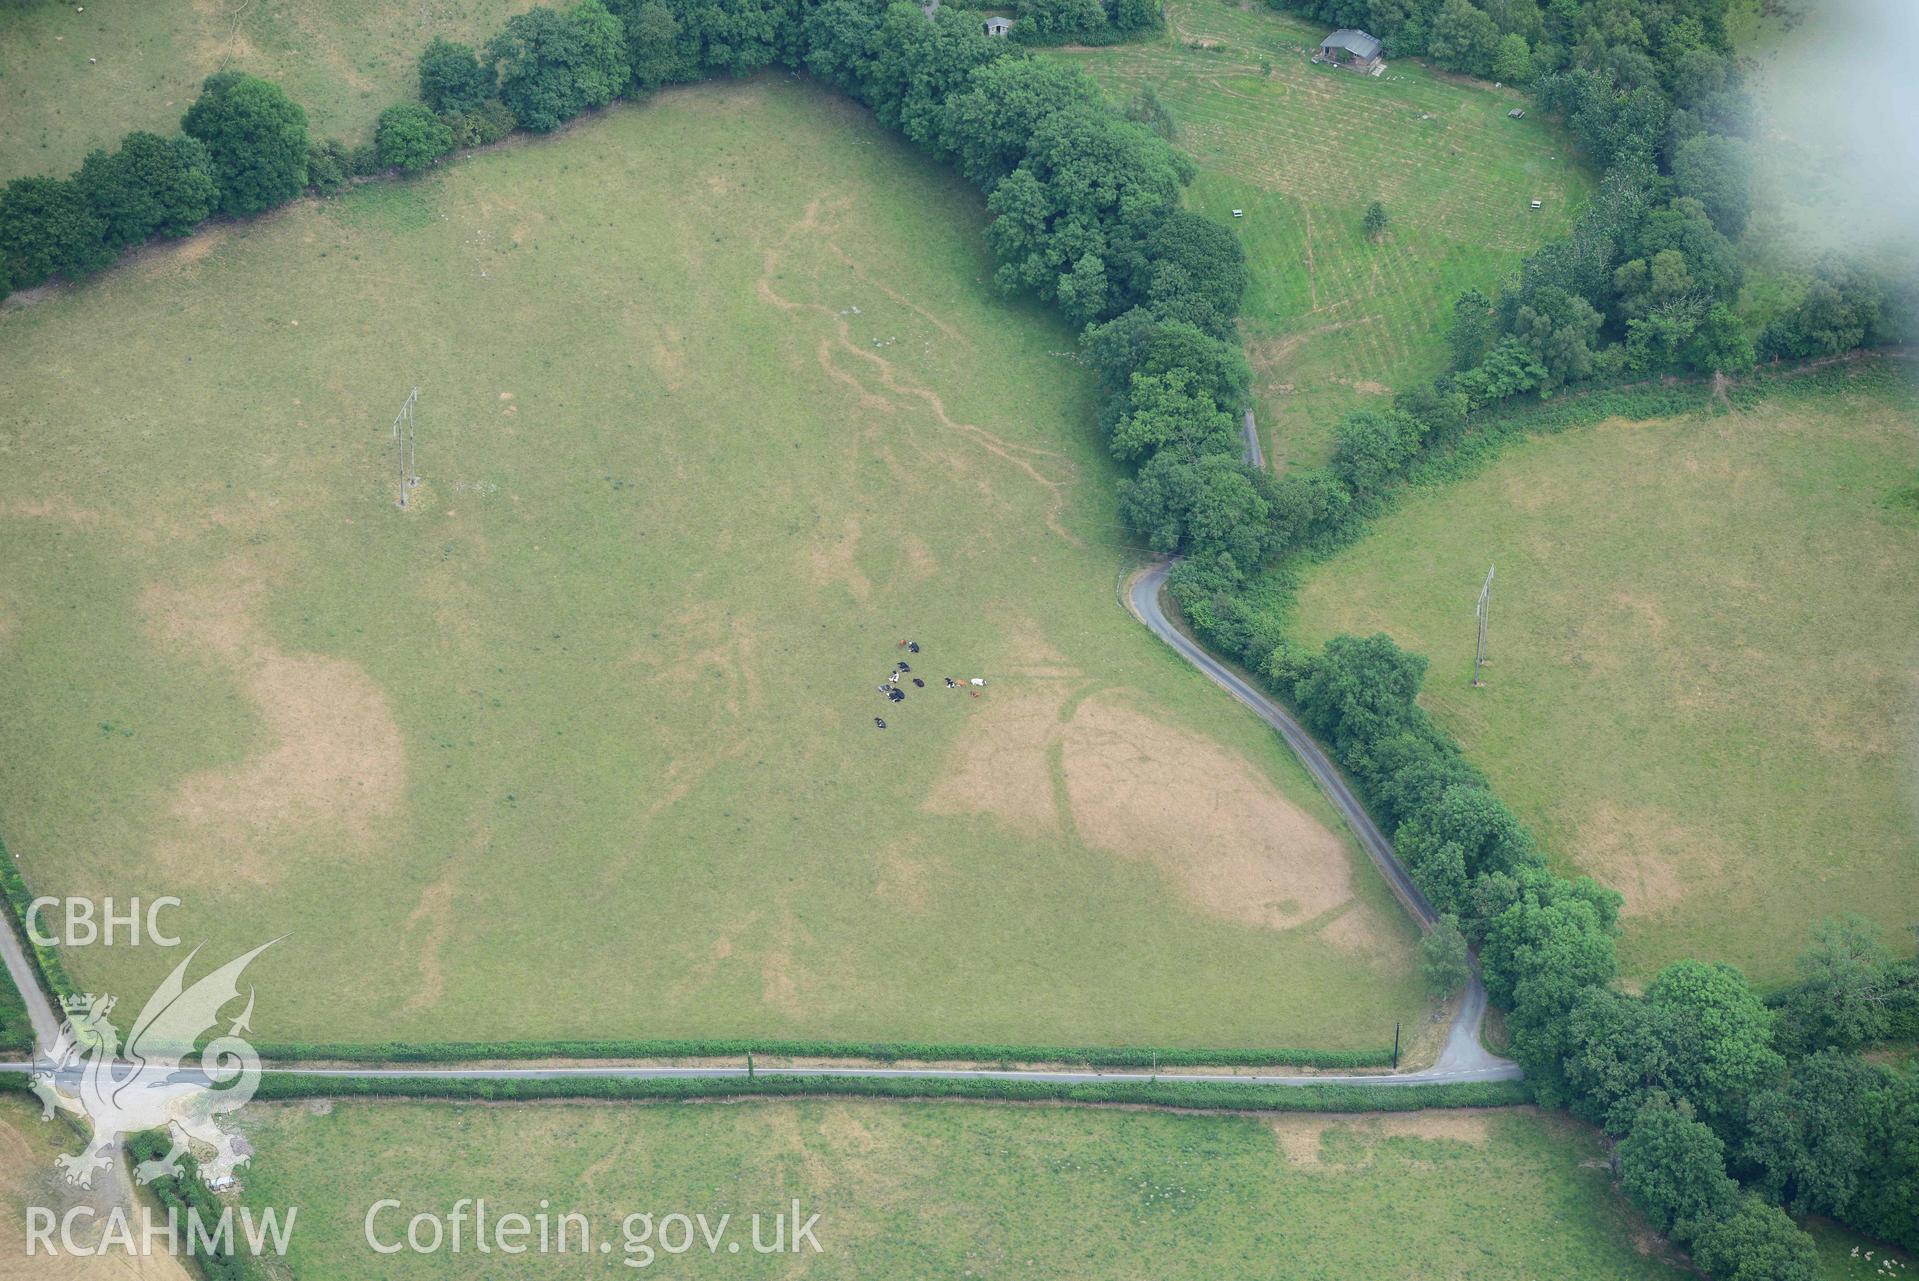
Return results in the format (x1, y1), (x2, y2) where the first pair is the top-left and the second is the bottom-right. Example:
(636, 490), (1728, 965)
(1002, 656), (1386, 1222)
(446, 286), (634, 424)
(1811, 1218), (1916, 1281)
(0, 77), (1425, 1050)
(1060, 0), (1589, 469)
(1291, 371), (1919, 984)
(0, 0), (536, 184)
(232, 1098), (1684, 1278)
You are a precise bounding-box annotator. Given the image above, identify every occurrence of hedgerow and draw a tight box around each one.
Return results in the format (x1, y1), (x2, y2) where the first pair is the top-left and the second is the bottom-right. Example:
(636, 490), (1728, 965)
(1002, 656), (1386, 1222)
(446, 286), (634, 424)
(250, 1070), (1531, 1111)
(125, 1130), (261, 1281)
(0, 830), (75, 1011)
(253, 1037), (1392, 1070)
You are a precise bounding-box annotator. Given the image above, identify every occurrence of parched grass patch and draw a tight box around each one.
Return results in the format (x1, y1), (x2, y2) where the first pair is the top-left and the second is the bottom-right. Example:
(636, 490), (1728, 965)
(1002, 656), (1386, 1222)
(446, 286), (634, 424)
(231, 1097), (1683, 1278)
(0, 1095), (197, 1280)
(1060, 0), (1589, 469)
(1291, 371), (1919, 984)
(0, 77), (1426, 1051)
(0, 0), (539, 183)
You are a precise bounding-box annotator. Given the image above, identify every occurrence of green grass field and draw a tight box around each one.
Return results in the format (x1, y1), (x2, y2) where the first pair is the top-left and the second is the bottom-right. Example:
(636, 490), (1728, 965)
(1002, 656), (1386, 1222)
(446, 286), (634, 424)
(229, 1098), (1682, 1278)
(1060, 0), (1590, 469)
(0, 76), (1429, 1051)
(1812, 1218), (1917, 1281)
(0, 0), (537, 184)
(1292, 370), (1919, 984)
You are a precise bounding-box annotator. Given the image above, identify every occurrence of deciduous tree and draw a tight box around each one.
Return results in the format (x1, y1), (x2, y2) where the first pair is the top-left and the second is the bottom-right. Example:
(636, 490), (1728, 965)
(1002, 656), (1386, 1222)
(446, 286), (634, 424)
(1689, 1194), (1818, 1281)
(181, 72), (310, 216)
(0, 175), (109, 289)
(1417, 915), (1471, 996)
(1616, 1098), (1738, 1239)
(418, 37), (496, 114)
(73, 132), (217, 249)
(376, 103), (457, 172)
(1673, 132), (1752, 238)
(488, 1), (627, 132)
(1645, 958), (1781, 1121)
(1492, 31), (1533, 82)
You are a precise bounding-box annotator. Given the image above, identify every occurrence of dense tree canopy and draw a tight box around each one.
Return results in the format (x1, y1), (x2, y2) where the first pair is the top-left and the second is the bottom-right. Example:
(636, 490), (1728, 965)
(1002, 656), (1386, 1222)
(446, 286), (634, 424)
(1395, 784), (1534, 915)
(1142, 209), (1247, 338)
(73, 132), (217, 250)
(488, 1), (629, 131)
(1427, 0), (1499, 77)
(1740, 1050), (1875, 1217)
(418, 37), (497, 114)
(1644, 959), (1781, 1121)
(1617, 1099), (1739, 1238)
(1289, 632), (1428, 764)
(1107, 367), (1238, 463)
(1690, 1194), (1819, 1281)
(983, 102), (1188, 314)
(180, 71), (310, 216)
(607, 0), (684, 90)
(376, 103), (457, 172)
(939, 56), (1101, 189)
(1081, 310), (1250, 412)
(1672, 131), (1752, 237)
(0, 175), (110, 290)
(1778, 916), (1897, 1055)
(1417, 914), (1470, 995)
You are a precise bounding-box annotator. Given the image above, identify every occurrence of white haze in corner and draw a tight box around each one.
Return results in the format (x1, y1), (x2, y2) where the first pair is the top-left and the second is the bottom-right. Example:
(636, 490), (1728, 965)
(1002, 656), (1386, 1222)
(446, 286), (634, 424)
(1744, 0), (1919, 262)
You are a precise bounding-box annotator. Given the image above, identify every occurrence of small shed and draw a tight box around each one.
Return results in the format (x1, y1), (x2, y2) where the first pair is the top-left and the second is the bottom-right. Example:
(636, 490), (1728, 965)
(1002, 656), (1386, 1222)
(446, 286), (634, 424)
(1317, 28), (1382, 72)
(983, 15), (1013, 35)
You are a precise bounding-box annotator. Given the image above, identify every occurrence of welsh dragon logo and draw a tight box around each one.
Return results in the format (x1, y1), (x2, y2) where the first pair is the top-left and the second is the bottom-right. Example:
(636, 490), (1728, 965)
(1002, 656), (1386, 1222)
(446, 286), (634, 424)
(29, 940), (279, 1188)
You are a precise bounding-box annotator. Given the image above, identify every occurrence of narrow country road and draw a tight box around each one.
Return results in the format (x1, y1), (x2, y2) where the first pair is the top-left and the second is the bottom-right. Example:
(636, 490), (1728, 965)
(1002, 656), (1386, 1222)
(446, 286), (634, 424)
(0, 1051), (1520, 1088)
(1123, 559), (1517, 1083)
(1123, 561), (1434, 926)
